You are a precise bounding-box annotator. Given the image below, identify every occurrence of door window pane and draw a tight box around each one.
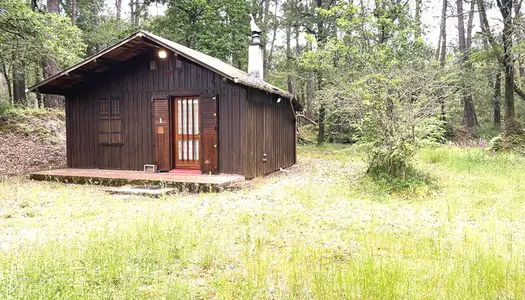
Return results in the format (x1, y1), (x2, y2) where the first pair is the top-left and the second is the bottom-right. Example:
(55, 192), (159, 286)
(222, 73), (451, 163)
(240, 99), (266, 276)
(194, 139), (199, 160)
(177, 100), (182, 134)
(178, 139), (182, 160)
(194, 100), (199, 134)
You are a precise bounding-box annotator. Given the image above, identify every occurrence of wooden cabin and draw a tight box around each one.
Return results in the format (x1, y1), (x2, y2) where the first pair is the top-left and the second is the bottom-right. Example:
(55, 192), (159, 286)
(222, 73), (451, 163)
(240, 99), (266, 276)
(29, 30), (297, 178)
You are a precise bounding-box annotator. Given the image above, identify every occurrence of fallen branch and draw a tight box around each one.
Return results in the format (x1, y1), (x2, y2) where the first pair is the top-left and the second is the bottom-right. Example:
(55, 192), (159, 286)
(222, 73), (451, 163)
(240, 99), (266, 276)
(296, 114), (317, 126)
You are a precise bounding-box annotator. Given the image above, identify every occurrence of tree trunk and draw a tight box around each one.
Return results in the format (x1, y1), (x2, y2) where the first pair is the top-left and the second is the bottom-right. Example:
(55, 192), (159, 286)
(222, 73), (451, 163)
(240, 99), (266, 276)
(306, 73), (313, 118)
(457, 0), (478, 128)
(45, 0), (62, 108)
(316, 0), (325, 144)
(317, 103), (326, 144)
(494, 70), (502, 129)
(286, 22), (293, 93)
(265, 2), (279, 81)
(437, 0), (447, 122)
(1, 61), (13, 105)
(439, 0), (447, 67)
(12, 57), (26, 106)
(130, 0), (135, 24)
(116, 0), (122, 21)
(499, 0), (520, 133)
(415, 0), (422, 38)
(47, 0), (59, 13)
(71, 0), (77, 25)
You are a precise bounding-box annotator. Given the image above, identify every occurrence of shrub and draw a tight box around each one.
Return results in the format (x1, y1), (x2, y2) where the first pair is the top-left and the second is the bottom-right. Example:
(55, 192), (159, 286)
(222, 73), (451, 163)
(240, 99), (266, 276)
(356, 68), (448, 178)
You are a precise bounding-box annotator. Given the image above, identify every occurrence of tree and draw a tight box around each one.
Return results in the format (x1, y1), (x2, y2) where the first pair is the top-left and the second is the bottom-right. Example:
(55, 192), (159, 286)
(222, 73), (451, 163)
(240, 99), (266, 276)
(498, 0), (520, 133)
(456, 0), (478, 128)
(149, 0), (250, 68)
(44, 0), (62, 108)
(0, 0), (85, 107)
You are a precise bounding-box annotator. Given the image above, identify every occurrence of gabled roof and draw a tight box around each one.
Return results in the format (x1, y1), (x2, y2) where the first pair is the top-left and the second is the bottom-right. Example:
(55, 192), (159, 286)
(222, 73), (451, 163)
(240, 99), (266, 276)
(28, 30), (294, 100)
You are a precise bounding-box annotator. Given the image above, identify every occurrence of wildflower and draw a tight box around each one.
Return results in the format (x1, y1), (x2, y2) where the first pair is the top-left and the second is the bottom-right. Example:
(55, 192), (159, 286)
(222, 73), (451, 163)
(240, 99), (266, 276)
(479, 139), (486, 148)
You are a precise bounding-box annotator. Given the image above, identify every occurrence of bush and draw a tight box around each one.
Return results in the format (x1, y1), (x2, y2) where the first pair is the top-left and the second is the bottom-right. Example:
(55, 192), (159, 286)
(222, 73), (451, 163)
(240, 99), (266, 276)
(0, 102), (13, 117)
(356, 68), (447, 178)
(489, 134), (503, 152)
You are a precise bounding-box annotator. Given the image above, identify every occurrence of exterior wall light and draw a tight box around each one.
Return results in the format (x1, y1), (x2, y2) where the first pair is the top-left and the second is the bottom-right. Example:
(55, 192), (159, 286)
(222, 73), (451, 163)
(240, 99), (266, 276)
(158, 50), (167, 59)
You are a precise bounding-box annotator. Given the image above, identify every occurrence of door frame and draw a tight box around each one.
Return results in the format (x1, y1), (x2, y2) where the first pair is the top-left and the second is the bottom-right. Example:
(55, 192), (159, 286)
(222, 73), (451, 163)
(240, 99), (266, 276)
(170, 95), (201, 170)
(152, 91), (219, 173)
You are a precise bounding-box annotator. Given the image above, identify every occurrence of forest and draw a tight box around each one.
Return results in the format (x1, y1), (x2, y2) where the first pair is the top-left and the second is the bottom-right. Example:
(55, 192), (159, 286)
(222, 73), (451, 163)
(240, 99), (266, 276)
(3, 0), (525, 298)
(3, 0), (525, 176)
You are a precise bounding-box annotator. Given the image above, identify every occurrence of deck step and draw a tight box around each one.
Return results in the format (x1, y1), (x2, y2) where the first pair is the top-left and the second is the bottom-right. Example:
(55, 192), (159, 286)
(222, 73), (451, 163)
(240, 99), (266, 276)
(104, 186), (177, 197)
(29, 169), (244, 193)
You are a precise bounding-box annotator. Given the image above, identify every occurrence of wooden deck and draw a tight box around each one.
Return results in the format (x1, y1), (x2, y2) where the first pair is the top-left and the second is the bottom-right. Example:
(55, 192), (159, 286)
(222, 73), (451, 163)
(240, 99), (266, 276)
(29, 169), (244, 193)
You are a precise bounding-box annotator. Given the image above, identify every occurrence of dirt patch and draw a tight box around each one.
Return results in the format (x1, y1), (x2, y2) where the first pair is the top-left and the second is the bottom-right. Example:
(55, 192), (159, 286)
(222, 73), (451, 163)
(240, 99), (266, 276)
(0, 111), (66, 176)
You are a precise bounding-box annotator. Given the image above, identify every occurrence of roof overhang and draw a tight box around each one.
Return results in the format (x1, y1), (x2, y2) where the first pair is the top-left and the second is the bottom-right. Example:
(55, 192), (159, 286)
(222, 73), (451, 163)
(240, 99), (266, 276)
(29, 31), (296, 103)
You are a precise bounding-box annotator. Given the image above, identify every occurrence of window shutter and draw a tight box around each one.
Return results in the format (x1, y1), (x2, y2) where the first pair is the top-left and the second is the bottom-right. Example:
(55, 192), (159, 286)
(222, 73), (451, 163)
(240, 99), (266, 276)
(98, 97), (123, 144)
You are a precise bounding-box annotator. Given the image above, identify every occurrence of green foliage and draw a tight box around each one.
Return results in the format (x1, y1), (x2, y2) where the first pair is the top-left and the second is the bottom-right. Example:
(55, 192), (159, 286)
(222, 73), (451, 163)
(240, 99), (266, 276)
(0, 101), (13, 116)
(489, 134), (504, 152)
(149, 0), (250, 68)
(355, 68), (446, 178)
(0, 0), (86, 68)
(80, 18), (139, 54)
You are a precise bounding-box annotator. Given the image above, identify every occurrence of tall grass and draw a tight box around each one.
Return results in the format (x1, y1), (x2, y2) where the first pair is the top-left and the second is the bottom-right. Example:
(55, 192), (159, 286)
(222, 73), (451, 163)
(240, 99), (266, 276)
(1, 145), (525, 298)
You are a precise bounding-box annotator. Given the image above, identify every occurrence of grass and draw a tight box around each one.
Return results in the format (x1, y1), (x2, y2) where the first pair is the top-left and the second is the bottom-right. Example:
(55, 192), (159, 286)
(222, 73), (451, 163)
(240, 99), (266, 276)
(1, 144), (525, 299)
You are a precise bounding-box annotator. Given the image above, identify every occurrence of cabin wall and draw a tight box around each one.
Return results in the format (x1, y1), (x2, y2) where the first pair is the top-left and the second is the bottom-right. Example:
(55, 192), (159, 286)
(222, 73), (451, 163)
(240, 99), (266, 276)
(65, 50), (247, 174)
(245, 89), (296, 178)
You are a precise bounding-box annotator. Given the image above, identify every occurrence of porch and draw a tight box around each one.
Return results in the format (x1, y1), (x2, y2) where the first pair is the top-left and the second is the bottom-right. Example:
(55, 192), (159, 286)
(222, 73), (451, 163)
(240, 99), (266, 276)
(29, 169), (244, 193)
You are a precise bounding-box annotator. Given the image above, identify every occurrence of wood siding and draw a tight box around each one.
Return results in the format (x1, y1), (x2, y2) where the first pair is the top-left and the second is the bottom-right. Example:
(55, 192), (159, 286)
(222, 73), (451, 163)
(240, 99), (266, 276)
(64, 48), (295, 177)
(245, 89), (296, 178)
(65, 50), (247, 174)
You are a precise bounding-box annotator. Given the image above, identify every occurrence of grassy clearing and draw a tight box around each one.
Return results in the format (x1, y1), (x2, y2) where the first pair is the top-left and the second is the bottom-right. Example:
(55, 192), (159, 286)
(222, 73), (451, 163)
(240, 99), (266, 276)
(1, 144), (525, 299)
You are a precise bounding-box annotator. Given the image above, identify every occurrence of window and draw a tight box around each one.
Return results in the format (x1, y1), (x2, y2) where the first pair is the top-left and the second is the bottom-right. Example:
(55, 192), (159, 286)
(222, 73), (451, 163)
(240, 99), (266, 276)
(99, 97), (122, 144)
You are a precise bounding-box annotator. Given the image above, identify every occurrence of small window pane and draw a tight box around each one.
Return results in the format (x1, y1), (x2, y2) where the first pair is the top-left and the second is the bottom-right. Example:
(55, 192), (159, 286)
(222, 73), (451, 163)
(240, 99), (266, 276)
(183, 99), (188, 136)
(178, 139), (182, 160)
(178, 100), (182, 134)
(194, 100), (199, 134)
(99, 120), (110, 133)
(188, 138), (193, 161)
(194, 139), (199, 160)
(110, 120), (122, 133)
(99, 133), (109, 144)
(111, 133), (122, 144)
(182, 139), (188, 160)
(111, 98), (120, 116)
(188, 99), (193, 135)
(100, 99), (109, 116)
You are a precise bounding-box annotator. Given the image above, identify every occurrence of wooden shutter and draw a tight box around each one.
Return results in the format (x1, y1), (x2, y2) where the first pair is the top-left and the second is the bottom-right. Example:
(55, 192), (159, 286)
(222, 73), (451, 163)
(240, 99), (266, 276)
(154, 99), (170, 171)
(98, 97), (122, 144)
(110, 97), (122, 143)
(200, 94), (219, 174)
(98, 98), (110, 143)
